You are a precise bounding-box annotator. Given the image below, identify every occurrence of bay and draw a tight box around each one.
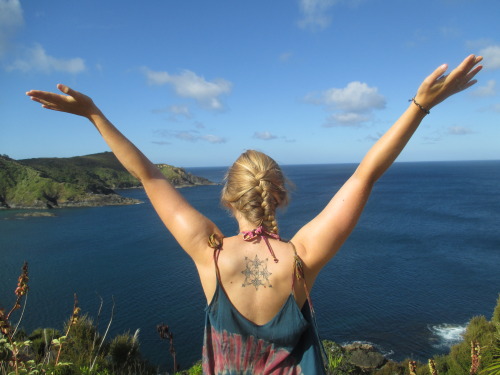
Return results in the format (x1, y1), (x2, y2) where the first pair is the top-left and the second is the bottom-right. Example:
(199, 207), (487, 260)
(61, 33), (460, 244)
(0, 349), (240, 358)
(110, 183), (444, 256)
(1, 160), (499, 370)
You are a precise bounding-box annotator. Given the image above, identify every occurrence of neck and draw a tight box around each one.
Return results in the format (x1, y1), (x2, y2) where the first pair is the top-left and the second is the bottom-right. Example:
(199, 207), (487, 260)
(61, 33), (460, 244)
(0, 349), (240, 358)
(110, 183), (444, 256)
(233, 211), (258, 233)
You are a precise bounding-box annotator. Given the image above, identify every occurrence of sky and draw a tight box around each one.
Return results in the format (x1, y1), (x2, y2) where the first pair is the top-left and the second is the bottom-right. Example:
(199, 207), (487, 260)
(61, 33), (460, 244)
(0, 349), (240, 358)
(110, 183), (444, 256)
(1, 0), (499, 167)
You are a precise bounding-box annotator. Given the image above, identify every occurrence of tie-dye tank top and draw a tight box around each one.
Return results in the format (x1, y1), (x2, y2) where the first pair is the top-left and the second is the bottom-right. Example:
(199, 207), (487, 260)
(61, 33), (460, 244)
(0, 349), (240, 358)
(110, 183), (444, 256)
(202, 235), (326, 374)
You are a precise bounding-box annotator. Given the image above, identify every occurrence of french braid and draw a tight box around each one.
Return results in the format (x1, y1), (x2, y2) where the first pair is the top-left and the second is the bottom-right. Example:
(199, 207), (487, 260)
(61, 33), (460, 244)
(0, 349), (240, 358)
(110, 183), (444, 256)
(221, 150), (289, 233)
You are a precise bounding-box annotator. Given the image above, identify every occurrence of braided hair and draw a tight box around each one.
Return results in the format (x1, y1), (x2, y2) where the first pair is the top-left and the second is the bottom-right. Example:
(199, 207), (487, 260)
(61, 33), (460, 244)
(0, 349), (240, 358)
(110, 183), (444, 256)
(221, 150), (290, 234)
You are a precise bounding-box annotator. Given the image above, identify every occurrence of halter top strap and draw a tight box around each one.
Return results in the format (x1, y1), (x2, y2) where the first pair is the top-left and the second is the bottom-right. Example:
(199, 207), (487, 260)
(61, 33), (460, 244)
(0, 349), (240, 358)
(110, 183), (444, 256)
(240, 225), (280, 263)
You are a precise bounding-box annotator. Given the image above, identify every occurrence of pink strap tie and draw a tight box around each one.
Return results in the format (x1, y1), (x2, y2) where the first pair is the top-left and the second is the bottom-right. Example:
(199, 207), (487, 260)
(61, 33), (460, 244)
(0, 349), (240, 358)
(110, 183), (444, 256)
(241, 226), (280, 263)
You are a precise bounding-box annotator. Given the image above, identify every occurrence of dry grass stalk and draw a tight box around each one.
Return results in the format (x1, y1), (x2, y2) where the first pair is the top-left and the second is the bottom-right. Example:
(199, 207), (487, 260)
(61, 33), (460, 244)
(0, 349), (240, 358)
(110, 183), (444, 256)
(54, 293), (80, 365)
(470, 341), (481, 375)
(428, 358), (438, 375)
(157, 323), (178, 373)
(408, 360), (417, 375)
(0, 262), (29, 375)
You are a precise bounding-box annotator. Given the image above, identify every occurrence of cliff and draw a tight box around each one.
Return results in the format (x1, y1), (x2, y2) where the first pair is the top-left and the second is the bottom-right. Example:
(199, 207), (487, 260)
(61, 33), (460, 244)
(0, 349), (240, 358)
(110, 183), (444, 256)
(0, 152), (215, 209)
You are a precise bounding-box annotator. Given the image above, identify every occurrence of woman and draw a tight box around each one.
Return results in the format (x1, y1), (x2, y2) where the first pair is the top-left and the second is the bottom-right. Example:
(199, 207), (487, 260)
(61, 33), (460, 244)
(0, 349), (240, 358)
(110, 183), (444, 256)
(27, 55), (483, 374)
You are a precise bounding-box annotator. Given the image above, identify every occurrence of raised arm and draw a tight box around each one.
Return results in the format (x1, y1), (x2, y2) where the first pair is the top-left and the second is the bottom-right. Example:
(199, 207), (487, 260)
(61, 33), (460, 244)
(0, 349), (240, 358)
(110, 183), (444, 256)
(26, 84), (221, 264)
(292, 55), (483, 275)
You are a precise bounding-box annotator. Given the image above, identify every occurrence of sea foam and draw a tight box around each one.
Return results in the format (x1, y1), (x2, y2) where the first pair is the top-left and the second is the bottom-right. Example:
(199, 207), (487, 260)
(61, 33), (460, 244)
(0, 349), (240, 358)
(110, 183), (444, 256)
(428, 323), (467, 348)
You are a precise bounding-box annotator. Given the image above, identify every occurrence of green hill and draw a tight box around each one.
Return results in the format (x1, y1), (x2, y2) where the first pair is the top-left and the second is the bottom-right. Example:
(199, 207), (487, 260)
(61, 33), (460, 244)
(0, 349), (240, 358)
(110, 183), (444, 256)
(0, 152), (214, 209)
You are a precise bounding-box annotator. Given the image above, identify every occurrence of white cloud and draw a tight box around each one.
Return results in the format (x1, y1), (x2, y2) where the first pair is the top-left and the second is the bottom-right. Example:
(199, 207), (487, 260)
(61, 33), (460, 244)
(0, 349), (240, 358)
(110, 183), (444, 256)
(155, 129), (226, 144)
(324, 112), (370, 127)
(175, 131), (226, 143)
(479, 45), (500, 70)
(319, 81), (386, 112)
(143, 68), (232, 110)
(306, 81), (385, 127)
(254, 131), (278, 140)
(152, 104), (192, 121)
(201, 134), (226, 144)
(0, 0), (24, 57)
(298, 0), (337, 30)
(465, 38), (493, 50)
(0, 0), (23, 28)
(7, 43), (86, 74)
(365, 132), (384, 142)
(174, 131), (198, 142)
(168, 105), (192, 118)
(447, 126), (475, 135)
(472, 80), (496, 97)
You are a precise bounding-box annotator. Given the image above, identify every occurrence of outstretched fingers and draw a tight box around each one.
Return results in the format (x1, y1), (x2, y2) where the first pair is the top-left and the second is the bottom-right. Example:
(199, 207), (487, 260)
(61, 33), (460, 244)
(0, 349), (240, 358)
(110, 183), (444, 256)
(27, 84), (96, 117)
(462, 63), (483, 86)
(448, 55), (483, 90)
(426, 63), (449, 85)
(27, 89), (70, 111)
(57, 83), (79, 98)
(418, 54), (483, 108)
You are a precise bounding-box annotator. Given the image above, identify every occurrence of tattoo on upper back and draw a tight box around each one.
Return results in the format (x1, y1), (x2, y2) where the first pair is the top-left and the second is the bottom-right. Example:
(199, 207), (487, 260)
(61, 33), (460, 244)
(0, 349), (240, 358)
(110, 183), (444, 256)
(241, 255), (272, 290)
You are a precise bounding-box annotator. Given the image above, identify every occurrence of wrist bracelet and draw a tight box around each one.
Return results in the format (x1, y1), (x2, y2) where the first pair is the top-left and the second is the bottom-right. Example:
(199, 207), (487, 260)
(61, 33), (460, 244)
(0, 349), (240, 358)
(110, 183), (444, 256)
(409, 97), (430, 115)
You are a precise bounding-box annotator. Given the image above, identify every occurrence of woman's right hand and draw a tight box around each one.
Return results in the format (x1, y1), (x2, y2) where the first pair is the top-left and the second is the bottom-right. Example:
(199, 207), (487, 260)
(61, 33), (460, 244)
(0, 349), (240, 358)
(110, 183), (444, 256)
(27, 84), (99, 119)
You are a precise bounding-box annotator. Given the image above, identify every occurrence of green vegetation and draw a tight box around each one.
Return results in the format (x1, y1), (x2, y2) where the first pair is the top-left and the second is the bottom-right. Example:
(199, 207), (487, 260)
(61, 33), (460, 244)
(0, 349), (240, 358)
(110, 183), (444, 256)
(2, 262), (498, 374)
(323, 294), (500, 374)
(0, 152), (214, 209)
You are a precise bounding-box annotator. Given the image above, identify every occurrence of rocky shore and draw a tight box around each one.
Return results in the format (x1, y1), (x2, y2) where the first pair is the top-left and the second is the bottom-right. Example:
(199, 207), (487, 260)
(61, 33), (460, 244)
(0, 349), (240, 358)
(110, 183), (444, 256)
(323, 341), (396, 374)
(2, 193), (142, 210)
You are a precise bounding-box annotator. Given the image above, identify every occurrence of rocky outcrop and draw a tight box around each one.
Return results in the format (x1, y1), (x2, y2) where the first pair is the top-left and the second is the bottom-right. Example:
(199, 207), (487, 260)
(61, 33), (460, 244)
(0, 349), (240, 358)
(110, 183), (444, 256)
(50, 193), (142, 208)
(343, 342), (387, 371)
(15, 211), (56, 217)
(323, 340), (388, 374)
(156, 164), (215, 187)
(3, 193), (141, 210)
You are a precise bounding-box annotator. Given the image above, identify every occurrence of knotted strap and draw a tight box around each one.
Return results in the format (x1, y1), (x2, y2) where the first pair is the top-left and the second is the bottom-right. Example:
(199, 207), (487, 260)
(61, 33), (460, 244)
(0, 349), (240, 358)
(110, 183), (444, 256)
(240, 225), (280, 263)
(289, 240), (328, 370)
(208, 233), (223, 250)
(208, 233), (224, 282)
(292, 251), (315, 315)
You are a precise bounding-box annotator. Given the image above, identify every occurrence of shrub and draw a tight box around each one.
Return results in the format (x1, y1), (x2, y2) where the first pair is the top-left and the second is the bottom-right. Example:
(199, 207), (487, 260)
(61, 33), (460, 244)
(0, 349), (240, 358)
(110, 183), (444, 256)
(108, 330), (140, 367)
(28, 327), (61, 362)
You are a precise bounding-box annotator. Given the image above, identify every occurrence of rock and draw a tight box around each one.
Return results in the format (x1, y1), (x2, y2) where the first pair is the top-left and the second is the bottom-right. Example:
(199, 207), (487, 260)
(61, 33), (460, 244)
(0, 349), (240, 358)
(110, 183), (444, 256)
(344, 342), (387, 370)
(15, 211), (56, 217)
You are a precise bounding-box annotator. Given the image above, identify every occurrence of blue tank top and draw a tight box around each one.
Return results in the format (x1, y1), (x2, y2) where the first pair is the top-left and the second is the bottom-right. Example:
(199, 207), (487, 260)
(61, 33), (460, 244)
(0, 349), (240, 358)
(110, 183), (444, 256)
(202, 233), (326, 374)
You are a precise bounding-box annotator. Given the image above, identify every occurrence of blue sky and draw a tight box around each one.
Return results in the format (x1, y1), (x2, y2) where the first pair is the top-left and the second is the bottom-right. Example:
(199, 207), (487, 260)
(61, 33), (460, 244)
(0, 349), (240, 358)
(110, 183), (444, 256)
(1, 0), (499, 167)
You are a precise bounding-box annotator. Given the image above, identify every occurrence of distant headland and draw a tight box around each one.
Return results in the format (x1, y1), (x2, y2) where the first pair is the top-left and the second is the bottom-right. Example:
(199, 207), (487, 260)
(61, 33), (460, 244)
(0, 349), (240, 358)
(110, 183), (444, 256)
(0, 152), (216, 209)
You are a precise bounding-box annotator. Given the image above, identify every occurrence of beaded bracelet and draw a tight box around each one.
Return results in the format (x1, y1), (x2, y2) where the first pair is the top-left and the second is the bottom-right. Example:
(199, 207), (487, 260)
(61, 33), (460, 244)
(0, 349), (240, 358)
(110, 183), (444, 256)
(409, 97), (430, 115)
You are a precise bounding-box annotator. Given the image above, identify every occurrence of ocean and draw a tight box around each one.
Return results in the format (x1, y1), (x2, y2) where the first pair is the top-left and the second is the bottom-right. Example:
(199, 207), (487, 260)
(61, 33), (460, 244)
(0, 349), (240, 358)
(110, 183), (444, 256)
(1, 160), (499, 371)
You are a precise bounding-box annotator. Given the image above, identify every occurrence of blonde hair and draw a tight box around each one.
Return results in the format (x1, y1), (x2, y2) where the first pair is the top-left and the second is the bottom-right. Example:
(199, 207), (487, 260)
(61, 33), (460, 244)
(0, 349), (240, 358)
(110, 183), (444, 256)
(221, 150), (290, 234)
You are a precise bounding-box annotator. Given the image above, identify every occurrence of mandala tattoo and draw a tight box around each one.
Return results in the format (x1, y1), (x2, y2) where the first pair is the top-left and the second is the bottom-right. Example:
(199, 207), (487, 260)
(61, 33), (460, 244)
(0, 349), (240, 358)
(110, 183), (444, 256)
(241, 255), (272, 290)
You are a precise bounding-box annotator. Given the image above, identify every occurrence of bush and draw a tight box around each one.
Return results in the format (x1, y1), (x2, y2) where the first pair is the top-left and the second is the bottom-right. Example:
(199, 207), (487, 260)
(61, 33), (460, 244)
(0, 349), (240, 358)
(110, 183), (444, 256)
(28, 327), (61, 362)
(108, 330), (140, 367)
(492, 295), (500, 326)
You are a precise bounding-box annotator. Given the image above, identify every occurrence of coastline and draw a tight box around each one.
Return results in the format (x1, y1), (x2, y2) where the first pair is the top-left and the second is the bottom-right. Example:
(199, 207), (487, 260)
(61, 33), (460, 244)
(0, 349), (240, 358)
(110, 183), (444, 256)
(0, 152), (217, 210)
(0, 182), (220, 211)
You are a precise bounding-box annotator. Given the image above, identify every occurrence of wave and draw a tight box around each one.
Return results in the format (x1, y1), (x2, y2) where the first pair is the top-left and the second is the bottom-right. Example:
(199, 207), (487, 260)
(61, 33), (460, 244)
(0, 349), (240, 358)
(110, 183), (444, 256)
(428, 323), (467, 349)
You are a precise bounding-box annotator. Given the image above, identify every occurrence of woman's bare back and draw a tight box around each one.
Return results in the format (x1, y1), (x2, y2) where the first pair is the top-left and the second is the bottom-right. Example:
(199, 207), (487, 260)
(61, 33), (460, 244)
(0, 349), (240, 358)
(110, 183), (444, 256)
(205, 235), (309, 326)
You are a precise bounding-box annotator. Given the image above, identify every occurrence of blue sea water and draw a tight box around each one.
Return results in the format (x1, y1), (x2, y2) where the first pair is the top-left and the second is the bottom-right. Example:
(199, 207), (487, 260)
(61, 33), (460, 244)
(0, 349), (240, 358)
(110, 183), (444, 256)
(1, 160), (499, 370)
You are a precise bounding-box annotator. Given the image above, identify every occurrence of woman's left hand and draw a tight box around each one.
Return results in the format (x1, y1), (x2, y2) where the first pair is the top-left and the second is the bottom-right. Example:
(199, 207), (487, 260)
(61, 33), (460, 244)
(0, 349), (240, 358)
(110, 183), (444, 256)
(414, 54), (483, 111)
